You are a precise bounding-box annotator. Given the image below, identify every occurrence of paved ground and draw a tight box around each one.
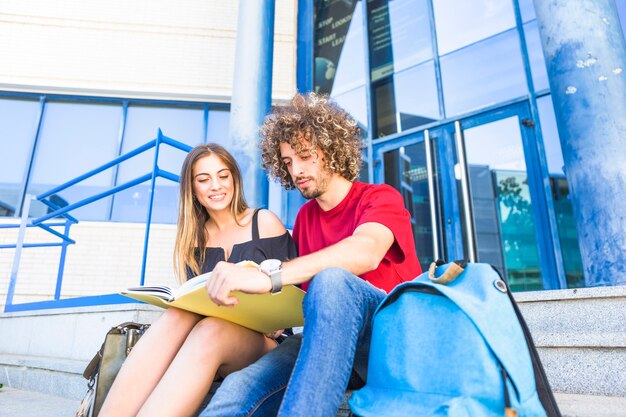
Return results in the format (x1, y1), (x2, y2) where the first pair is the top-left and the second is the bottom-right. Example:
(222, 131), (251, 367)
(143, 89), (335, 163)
(0, 387), (79, 417)
(1, 387), (626, 417)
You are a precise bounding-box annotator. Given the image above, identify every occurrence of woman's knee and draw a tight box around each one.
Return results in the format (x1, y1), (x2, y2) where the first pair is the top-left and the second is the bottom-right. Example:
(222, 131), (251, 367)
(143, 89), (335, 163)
(160, 307), (203, 327)
(186, 317), (233, 352)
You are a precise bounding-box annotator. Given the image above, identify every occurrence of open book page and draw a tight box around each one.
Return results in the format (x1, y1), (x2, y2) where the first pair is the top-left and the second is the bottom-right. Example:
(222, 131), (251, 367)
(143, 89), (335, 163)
(123, 260), (259, 301)
(120, 260), (304, 333)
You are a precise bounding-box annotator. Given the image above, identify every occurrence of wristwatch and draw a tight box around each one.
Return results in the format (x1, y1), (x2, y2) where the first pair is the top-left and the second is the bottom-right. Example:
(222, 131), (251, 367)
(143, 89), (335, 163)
(259, 259), (283, 294)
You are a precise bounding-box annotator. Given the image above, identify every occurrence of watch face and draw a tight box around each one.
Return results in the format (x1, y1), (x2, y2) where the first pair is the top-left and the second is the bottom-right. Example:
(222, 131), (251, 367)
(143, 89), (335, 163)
(260, 258), (281, 273)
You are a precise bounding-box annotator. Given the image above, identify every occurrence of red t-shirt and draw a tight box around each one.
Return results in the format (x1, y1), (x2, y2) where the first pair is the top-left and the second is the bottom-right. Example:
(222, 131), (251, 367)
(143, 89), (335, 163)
(293, 181), (422, 293)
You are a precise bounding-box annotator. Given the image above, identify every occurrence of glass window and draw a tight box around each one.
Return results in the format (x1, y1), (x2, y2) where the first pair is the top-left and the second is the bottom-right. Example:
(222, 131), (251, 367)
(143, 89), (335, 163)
(394, 61), (441, 130)
(333, 85), (369, 133)
(518, 0), (536, 22)
(524, 20), (549, 92)
(388, 0), (433, 72)
(206, 108), (230, 148)
(329, 1), (367, 96)
(433, 0), (516, 55)
(0, 98), (40, 217)
(537, 96), (564, 175)
(366, 1), (440, 137)
(27, 101), (121, 221)
(440, 29), (527, 117)
(537, 95), (584, 288)
(314, 0), (363, 94)
(462, 116), (542, 291)
(111, 104), (204, 223)
(372, 78), (398, 137)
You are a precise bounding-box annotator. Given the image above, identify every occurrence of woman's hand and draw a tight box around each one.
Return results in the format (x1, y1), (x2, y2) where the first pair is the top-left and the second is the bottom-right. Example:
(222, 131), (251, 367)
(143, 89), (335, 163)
(205, 261), (272, 307)
(264, 329), (285, 340)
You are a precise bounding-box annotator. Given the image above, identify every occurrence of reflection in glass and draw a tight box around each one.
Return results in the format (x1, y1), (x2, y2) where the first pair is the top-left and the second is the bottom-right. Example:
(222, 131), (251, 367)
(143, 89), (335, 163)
(383, 143), (437, 271)
(537, 96), (584, 288)
(112, 104), (204, 223)
(550, 177), (584, 288)
(373, 78), (398, 137)
(334, 85), (369, 133)
(518, 0), (536, 22)
(440, 29), (527, 117)
(462, 116), (542, 290)
(314, 0), (361, 94)
(394, 61), (440, 130)
(363, 0), (439, 138)
(524, 20), (549, 92)
(537, 96), (564, 175)
(367, 0), (395, 82)
(0, 98), (40, 217)
(433, 0), (515, 55)
(315, 1), (368, 133)
(330, 1), (366, 96)
(28, 101), (121, 221)
(388, 0), (433, 72)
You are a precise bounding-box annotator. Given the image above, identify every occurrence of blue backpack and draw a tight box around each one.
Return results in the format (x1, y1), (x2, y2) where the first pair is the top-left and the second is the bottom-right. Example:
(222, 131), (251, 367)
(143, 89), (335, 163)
(349, 261), (561, 417)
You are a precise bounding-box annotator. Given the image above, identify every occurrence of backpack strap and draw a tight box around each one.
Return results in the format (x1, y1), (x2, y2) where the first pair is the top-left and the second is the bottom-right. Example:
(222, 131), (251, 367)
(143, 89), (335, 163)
(428, 259), (468, 284)
(493, 266), (562, 417)
(251, 208), (261, 241)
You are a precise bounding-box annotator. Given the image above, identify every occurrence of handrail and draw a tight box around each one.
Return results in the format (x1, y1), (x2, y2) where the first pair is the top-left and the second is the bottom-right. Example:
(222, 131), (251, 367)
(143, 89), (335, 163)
(2, 129), (192, 312)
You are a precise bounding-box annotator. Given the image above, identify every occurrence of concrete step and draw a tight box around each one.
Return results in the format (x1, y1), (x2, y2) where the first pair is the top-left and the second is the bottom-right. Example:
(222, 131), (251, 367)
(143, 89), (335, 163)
(515, 285), (626, 397)
(1, 286), (625, 403)
(0, 303), (162, 399)
(0, 387), (79, 417)
(0, 387), (625, 417)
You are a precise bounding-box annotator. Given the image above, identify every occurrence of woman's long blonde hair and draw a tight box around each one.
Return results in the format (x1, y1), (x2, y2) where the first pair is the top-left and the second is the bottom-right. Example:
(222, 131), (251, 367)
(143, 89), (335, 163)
(173, 144), (248, 283)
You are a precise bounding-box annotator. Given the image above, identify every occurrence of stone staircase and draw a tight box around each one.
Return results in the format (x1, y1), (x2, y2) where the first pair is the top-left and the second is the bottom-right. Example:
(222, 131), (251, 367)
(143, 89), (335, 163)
(0, 285), (625, 415)
(514, 285), (626, 397)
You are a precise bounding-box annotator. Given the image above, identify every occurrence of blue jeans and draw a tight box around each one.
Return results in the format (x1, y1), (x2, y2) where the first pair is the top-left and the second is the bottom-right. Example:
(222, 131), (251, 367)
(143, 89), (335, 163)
(199, 267), (386, 417)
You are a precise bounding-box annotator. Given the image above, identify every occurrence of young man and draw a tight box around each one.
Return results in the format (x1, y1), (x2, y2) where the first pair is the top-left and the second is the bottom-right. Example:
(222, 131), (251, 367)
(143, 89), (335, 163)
(200, 93), (421, 417)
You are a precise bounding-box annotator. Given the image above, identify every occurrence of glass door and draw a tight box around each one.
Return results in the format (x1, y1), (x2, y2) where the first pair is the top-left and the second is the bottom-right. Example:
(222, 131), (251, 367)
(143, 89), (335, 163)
(454, 116), (541, 289)
(450, 103), (560, 291)
(375, 101), (562, 290)
(375, 132), (444, 272)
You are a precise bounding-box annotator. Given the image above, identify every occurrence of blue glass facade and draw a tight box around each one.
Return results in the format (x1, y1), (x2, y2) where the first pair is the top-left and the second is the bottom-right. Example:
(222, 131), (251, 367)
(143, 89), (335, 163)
(0, 93), (229, 223)
(1, 0), (624, 295)
(302, 0), (626, 290)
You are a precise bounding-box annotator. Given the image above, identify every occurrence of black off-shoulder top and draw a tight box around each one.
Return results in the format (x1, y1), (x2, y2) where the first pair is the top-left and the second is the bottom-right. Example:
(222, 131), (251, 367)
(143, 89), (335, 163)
(187, 209), (298, 279)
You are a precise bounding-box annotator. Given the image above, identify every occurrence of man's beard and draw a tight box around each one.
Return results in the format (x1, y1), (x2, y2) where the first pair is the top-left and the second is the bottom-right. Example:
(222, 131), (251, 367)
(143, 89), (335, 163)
(295, 173), (329, 200)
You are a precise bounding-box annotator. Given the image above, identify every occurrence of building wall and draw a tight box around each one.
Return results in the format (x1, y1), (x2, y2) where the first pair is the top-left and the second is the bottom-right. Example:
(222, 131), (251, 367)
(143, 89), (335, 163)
(0, 221), (178, 309)
(0, 0), (297, 101)
(0, 0), (297, 309)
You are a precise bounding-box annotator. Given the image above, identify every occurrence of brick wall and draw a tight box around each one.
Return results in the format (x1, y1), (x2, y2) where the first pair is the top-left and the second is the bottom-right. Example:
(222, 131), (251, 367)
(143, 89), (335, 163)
(0, 0), (296, 101)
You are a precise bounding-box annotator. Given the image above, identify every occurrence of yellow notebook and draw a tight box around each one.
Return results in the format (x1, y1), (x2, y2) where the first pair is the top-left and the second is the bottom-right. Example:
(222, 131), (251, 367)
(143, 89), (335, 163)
(120, 261), (305, 334)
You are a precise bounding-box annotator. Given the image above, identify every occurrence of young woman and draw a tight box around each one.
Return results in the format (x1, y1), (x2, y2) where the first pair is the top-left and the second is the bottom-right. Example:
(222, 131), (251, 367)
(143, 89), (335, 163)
(99, 144), (297, 417)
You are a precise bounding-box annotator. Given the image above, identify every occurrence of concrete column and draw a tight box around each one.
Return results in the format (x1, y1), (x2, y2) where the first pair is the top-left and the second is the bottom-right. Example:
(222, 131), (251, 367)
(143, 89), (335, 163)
(533, 0), (626, 286)
(228, 0), (275, 209)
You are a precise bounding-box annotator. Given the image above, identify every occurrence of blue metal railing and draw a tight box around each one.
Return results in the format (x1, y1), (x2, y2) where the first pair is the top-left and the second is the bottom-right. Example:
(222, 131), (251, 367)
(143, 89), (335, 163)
(2, 130), (192, 312)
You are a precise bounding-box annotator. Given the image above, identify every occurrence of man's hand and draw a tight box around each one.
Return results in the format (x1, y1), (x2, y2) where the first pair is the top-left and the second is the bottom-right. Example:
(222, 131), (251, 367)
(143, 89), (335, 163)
(205, 261), (272, 307)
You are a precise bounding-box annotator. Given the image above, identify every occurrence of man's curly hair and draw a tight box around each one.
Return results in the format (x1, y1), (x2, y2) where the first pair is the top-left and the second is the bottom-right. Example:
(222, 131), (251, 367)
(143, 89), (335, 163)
(260, 93), (362, 189)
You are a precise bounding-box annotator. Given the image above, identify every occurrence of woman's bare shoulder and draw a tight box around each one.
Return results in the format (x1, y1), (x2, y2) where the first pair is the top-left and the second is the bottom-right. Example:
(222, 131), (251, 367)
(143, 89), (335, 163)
(256, 209), (288, 238)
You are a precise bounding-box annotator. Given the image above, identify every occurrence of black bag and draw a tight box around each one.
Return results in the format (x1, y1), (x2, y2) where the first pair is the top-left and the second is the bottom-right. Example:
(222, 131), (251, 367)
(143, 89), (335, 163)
(76, 322), (150, 417)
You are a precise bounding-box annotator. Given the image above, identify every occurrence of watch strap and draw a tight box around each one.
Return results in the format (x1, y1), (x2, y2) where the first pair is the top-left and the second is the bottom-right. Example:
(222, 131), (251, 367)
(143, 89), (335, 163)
(269, 269), (283, 294)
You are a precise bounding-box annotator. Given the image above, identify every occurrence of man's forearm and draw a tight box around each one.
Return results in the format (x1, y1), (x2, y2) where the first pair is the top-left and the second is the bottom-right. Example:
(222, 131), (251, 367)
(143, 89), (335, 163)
(281, 223), (394, 286)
